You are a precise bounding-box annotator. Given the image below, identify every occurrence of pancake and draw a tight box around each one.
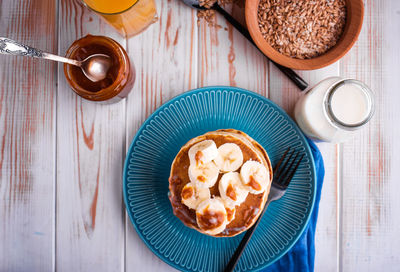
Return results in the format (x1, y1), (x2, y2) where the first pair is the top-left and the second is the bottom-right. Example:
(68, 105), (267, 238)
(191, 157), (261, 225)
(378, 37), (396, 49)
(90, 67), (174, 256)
(168, 129), (272, 237)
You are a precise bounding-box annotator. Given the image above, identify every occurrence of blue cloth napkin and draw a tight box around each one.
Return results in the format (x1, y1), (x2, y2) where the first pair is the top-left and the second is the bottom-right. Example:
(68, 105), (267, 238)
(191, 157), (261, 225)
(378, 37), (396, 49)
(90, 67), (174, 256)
(261, 138), (325, 272)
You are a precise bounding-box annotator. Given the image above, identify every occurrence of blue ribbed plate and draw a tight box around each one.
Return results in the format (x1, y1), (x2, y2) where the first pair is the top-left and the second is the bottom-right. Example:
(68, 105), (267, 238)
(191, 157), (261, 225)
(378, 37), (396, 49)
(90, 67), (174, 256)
(124, 86), (316, 272)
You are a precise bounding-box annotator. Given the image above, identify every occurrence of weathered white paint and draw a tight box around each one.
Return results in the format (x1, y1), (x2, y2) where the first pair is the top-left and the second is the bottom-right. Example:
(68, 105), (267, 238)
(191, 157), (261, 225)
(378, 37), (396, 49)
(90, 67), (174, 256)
(124, 1), (197, 271)
(0, 0), (398, 271)
(0, 1), (57, 271)
(339, 0), (400, 271)
(55, 0), (126, 271)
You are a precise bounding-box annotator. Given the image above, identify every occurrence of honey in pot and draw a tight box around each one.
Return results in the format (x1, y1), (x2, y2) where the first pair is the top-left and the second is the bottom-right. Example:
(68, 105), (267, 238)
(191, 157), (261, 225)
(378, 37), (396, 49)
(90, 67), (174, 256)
(64, 35), (135, 103)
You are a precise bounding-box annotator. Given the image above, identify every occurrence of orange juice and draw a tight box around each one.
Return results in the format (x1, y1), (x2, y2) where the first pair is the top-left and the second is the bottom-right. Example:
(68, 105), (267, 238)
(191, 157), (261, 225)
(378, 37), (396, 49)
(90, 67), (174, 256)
(83, 0), (157, 38)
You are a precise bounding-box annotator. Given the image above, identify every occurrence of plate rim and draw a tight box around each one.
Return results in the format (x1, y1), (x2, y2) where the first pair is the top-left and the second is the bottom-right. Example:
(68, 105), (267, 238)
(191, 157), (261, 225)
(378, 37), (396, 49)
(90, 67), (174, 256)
(123, 86), (317, 271)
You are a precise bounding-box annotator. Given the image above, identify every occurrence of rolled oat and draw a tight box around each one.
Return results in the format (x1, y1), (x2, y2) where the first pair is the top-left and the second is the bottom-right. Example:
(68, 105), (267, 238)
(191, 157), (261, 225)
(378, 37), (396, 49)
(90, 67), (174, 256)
(257, 0), (346, 59)
(197, 0), (236, 27)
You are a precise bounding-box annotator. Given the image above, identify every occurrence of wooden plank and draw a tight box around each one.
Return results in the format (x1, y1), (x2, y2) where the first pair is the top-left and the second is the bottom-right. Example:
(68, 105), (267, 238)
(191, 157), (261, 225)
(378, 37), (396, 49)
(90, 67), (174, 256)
(198, 2), (340, 270)
(0, 0), (57, 271)
(264, 3), (342, 269)
(268, 63), (340, 272)
(124, 1), (197, 271)
(313, 143), (339, 272)
(339, 0), (400, 270)
(199, 3), (269, 94)
(56, 1), (126, 271)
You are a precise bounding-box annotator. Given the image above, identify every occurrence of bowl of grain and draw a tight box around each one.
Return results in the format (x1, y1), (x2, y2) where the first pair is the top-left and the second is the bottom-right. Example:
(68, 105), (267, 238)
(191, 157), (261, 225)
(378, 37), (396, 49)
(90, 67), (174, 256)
(245, 0), (364, 70)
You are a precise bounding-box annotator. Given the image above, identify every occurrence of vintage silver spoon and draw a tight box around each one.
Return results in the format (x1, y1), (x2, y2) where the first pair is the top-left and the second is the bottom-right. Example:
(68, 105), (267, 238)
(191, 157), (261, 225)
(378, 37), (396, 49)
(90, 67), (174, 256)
(0, 37), (111, 82)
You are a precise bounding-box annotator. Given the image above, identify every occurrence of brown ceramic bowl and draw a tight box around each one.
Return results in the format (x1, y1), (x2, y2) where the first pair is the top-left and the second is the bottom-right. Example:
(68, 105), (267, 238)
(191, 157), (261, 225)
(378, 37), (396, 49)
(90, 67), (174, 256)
(245, 0), (364, 70)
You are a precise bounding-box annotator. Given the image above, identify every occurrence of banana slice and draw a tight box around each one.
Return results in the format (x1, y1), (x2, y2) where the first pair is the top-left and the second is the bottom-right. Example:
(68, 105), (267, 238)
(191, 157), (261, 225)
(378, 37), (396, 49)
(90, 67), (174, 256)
(240, 160), (270, 194)
(181, 182), (211, 210)
(214, 143), (244, 172)
(188, 140), (218, 166)
(196, 198), (228, 235)
(219, 172), (249, 206)
(216, 197), (236, 223)
(188, 161), (219, 188)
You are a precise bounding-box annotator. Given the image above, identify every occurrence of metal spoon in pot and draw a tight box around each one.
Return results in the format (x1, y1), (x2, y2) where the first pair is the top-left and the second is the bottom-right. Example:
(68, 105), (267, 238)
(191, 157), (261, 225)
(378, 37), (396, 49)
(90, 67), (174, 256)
(181, 0), (309, 91)
(0, 37), (111, 82)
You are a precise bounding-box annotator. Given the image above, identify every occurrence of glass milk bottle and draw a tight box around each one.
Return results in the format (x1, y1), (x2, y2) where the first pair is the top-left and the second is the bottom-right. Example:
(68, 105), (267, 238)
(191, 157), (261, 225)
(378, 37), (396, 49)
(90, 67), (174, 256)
(294, 77), (375, 142)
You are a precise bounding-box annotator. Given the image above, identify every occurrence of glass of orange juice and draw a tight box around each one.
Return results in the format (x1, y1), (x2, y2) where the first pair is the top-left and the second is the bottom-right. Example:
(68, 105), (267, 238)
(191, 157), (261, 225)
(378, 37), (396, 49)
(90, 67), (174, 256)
(82, 0), (157, 38)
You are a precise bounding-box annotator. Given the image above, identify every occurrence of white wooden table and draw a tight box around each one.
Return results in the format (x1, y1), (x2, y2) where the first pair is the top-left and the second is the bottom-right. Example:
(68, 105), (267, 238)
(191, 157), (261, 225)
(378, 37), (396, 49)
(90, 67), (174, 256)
(1, 0), (399, 271)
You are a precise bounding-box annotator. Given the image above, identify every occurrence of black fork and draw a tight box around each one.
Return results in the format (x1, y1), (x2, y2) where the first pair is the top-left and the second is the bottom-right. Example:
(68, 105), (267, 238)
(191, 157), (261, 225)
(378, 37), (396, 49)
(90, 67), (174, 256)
(224, 147), (304, 272)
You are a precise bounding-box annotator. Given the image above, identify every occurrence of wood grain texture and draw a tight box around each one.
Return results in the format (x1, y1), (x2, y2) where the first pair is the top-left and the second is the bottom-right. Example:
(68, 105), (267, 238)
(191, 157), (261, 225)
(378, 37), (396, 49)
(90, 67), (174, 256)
(199, 2), (269, 95)
(124, 1), (196, 271)
(0, 0), (57, 271)
(56, 0), (126, 271)
(0, 0), (399, 271)
(268, 61), (340, 271)
(339, 0), (400, 270)
(264, 10), (342, 269)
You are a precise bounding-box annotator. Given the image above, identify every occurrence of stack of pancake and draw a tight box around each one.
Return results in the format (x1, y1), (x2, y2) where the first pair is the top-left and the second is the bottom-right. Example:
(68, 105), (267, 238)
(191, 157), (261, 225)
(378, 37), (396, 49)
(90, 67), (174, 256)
(169, 129), (272, 237)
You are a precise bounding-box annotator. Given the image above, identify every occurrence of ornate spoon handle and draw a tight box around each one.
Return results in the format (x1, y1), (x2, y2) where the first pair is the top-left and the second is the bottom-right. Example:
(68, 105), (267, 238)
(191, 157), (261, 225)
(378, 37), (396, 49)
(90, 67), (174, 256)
(0, 37), (80, 66)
